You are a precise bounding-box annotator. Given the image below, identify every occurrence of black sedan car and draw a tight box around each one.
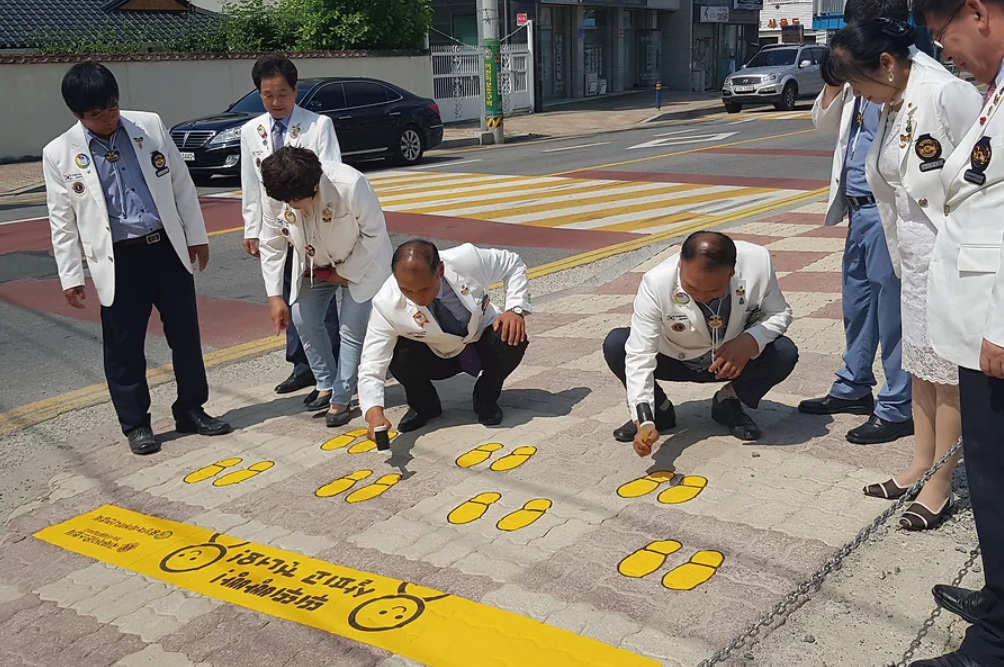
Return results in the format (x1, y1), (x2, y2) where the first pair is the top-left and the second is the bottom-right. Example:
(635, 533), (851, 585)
(169, 77), (444, 179)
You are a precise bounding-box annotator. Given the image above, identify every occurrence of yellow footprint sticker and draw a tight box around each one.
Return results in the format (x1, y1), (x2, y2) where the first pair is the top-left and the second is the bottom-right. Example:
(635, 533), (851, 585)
(657, 476), (708, 505)
(617, 540), (683, 578)
(315, 470), (372, 498)
(183, 458), (242, 484)
(496, 499), (552, 532)
(448, 492), (502, 525)
(348, 431), (399, 454)
(489, 446), (537, 472)
(212, 461), (274, 487)
(455, 443), (504, 468)
(617, 470), (676, 499)
(321, 428), (369, 451)
(346, 474), (402, 503)
(661, 550), (725, 591)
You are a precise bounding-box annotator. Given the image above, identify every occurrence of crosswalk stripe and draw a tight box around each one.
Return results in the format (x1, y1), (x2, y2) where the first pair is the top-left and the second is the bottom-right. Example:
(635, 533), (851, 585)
(378, 176), (571, 205)
(376, 173), (528, 195)
(592, 190), (783, 232)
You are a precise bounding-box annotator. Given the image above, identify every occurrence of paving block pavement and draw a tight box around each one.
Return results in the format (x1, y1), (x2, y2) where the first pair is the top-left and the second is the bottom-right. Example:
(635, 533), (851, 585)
(0, 201), (981, 667)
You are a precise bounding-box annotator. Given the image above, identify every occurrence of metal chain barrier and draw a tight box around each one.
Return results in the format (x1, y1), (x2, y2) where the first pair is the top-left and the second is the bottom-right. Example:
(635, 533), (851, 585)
(696, 438), (969, 667)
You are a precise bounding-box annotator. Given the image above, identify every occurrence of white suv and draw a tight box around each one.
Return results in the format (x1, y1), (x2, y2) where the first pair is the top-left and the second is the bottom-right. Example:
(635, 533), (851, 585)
(722, 44), (825, 113)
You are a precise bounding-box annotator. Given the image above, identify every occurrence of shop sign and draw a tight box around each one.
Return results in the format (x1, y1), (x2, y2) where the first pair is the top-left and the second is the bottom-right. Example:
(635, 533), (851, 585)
(734, 0), (764, 9)
(699, 6), (730, 22)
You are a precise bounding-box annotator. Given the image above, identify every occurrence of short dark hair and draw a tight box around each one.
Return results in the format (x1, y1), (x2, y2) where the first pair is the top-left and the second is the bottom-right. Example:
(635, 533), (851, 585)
(392, 239), (442, 275)
(824, 19), (916, 86)
(252, 54), (298, 90)
(61, 62), (119, 116)
(680, 231), (737, 270)
(260, 147), (322, 202)
(912, 0), (981, 25)
(844, 0), (909, 22)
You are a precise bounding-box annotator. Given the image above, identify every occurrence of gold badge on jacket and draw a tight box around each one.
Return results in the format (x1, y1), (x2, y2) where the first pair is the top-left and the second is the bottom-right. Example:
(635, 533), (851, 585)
(284, 210), (297, 224)
(290, 124), (302, 140)
(413, 311), (429, 328)
(965, 136), (992, 186)
(671, 322), (686, 333)
(257, 125), (267, 139)
(322, 208), (333, 223)
(151, 151), (169, 177)
(673, 291), (691, 305)
(72, 182), (86, 194)
(915, 134), (945, 172)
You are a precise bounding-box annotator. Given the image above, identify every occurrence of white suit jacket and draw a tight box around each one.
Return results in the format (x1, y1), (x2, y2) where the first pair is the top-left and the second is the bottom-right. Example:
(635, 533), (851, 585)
(865, 51), (982, 278)
(812, 46), (920, 227)
(624, 242), (793, 414)
(357, 244), (533, 415)
(42, 110), (209, 308)
(240, 105), (342, 240)
(259, 161), (392, 305)
(929, 63), (1004, 370)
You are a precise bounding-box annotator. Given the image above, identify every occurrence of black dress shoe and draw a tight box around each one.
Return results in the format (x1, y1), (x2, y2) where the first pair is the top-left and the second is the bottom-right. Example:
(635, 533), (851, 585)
(909, 650), (987, 666)
(934, 585), (985, 625)
(798, 394), (875, 416)
(175, 409), (233, 436)
(475, 402), (504, 426)
(275, 372), (315, 394)
(846, 415), (914, 444)
(127, 426), (161, 455)
(399, 406), (443, 433)
(325, 408), (352, 428)
(303, 389), (319, 405)
(305, 391), (333, 411)
(613, 401), (677, 442)
(711, 396), (760, 440)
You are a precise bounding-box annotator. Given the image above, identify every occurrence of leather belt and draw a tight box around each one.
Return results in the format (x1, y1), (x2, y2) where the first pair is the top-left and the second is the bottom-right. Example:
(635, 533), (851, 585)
(116, 229), (165, 246)
(846, 195), (876, 208)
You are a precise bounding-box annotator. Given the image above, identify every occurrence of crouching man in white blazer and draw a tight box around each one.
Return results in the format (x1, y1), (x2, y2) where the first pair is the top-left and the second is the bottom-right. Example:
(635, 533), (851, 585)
(42, 62), (231, 456)
(358, 240), (532, 439)
(604, 232), (797, 455)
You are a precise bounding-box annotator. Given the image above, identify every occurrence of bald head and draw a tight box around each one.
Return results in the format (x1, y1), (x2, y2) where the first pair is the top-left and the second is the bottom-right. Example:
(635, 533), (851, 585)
(678, 232), (737, 304)
(392, 239), (445, 307)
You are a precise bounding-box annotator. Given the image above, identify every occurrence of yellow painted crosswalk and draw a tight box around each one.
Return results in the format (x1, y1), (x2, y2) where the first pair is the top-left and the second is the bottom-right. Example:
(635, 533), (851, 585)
(695, 110), (813, 122)
(367, 170), (807, 235)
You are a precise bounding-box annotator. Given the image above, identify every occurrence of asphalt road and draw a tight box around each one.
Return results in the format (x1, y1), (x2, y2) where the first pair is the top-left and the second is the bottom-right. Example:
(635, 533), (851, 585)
(0, 104), (835, 414)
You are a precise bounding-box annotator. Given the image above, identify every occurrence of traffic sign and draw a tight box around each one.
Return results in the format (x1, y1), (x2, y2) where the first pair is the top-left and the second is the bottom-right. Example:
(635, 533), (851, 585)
(516, 13), (528, 27)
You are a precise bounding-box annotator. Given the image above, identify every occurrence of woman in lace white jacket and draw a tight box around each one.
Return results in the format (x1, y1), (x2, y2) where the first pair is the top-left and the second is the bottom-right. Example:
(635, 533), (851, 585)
(824, 19), (981, 529)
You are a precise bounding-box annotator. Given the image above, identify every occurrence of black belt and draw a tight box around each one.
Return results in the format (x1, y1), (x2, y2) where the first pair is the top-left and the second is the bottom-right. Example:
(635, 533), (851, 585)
(116, 229), (165, 247)
(846, 195), (876, 208)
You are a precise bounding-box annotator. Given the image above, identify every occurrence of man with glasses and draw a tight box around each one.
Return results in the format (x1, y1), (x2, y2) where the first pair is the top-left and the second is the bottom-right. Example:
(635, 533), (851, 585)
(798, 0), (915, 445)
(907, 0), (1004, 664)
(42, 62), (232, 455)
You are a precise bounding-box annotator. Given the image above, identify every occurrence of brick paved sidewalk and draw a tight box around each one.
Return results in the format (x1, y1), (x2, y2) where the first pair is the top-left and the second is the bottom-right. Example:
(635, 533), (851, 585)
(0, 202), (967, 667)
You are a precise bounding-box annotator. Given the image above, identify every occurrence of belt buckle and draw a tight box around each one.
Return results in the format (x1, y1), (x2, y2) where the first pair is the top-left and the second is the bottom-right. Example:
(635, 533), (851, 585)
(146, 232), (161, 245)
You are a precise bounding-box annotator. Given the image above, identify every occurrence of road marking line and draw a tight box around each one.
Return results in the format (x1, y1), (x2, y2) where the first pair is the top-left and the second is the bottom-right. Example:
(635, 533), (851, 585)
(0, 215), (47, 226)
(37, 505), (658, 667)
(553, 128), (816, 175)
(410, 158), (483, 169)
(376, 176), (564, 205)
(540, 142), (611, 153)
(727, 117), (760, 125)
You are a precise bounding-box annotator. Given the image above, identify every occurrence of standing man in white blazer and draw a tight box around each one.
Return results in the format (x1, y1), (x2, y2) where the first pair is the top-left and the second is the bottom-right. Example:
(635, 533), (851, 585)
(42, 62), (231, 455)
(905, 0), (1004, 663)
(358, 240), (532, 440)
(797, 0), (915, 445)
(240, 54), (342, 404)
(603, 232), (798, 453)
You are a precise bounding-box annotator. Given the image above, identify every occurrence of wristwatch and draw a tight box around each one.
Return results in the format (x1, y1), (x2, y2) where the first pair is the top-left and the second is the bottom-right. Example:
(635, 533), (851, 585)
(511, 307), (525, 316)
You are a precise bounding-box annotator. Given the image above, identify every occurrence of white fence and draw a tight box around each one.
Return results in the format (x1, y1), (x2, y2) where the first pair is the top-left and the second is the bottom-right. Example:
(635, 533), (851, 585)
(431, 27), (535, 124)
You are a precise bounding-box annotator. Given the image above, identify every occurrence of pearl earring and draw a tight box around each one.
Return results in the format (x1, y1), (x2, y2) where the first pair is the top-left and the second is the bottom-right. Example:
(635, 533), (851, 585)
(888, 70), (895, 82)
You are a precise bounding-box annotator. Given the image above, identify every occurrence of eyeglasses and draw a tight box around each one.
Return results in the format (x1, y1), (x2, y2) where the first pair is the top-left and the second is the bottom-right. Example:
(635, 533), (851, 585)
(932, 1), (966, 48)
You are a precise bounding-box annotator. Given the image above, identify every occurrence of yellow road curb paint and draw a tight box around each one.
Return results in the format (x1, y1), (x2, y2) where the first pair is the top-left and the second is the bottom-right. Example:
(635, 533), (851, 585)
(657, 476), (709, 505)
(661, 550), (725, 591)
(35, 505), (658, 666)
(617, 540), (683, 578)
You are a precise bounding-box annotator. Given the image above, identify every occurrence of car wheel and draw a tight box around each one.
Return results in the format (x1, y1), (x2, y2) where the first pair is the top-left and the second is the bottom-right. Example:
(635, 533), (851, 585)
(774, 83), (797, 111)
(393, 126), (425, 166)
(724, 103), (742, 114)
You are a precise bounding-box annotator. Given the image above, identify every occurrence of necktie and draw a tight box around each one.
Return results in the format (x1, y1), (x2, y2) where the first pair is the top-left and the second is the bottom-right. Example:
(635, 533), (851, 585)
(273, 121), (285, 151)
(430, 298), (469, 337)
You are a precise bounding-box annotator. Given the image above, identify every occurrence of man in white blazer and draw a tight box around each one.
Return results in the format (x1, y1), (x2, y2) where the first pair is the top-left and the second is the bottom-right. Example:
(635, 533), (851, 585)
(798, 0), (914, 446)
(240, 54), (342, 402)
(906, 0), (1004, 664)
(359, 240), (532, 439)
(604, 232), (797, 453)
(42, 62), (231, 455)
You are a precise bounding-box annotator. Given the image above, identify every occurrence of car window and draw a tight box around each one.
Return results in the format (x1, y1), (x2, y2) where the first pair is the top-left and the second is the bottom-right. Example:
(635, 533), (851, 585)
(305, 83), (347, 112)
(228, 87), (311, 113)
(746, 49), (798, 67)
(809, 47), (824, 64)
(344, 81), (390, 108)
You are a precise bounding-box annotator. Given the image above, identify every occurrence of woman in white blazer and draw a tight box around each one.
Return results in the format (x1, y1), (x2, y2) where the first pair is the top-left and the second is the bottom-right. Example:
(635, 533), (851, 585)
(259, 147), (393, 427)
(825, 19), (982, 529)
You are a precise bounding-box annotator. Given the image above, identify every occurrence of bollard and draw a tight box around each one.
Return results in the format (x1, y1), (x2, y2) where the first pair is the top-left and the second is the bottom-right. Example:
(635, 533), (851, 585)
(656, 81), (662, 111)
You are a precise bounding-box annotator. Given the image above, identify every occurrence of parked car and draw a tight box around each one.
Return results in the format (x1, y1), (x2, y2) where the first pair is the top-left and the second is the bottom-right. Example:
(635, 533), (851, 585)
(169, 77), (444, 179)
(721, 43), (825, 113)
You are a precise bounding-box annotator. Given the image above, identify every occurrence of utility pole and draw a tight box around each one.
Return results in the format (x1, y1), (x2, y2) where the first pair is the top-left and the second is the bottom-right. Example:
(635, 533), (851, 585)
(477, 0), (504, 145)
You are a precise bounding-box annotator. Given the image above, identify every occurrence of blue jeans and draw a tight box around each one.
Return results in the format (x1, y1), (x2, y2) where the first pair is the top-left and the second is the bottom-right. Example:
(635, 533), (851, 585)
(830, 204), (912, 422)
(291, 281), (372, 406)
(283, 251), (338, 378)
